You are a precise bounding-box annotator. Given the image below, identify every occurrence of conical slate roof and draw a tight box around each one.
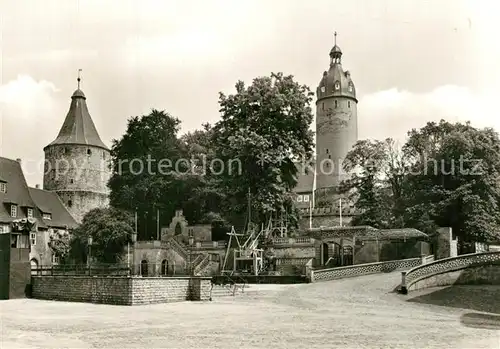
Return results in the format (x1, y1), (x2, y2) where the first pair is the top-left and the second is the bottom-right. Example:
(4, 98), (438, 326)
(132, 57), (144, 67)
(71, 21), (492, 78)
(45, 89), (108, 150)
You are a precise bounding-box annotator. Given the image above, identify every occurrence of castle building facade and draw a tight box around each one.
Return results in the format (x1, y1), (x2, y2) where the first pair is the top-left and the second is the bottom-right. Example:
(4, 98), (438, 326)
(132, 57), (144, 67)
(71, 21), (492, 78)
(43, 78), (111, 223)
(315, 33), (358, 192)
(294, 34), (359, 213)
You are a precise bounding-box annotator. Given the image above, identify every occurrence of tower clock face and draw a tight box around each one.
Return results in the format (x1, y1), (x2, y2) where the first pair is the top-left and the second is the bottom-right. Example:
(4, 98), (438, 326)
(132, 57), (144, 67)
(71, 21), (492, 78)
(317, 108), (352, 133)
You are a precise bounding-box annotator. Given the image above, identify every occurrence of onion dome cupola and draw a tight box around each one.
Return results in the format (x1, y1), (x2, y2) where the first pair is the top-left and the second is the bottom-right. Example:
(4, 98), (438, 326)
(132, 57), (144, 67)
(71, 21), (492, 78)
(44, 72), (108, 151)
(316, 32), (357, 101)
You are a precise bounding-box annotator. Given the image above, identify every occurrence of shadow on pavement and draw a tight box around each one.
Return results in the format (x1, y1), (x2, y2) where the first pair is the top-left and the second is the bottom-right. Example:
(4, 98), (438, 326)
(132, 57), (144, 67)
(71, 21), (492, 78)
(406, 285), (500, 314)
(460, 312), (500, 330)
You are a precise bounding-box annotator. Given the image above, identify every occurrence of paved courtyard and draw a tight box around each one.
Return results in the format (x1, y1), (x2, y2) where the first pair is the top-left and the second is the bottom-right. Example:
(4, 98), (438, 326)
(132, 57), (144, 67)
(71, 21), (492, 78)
(1, 272), (499, 348)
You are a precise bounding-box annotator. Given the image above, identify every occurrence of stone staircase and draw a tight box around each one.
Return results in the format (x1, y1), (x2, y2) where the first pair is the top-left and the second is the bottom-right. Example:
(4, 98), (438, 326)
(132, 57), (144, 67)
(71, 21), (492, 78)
(210, 283), (247, 299)
(168, 236), (213, 276)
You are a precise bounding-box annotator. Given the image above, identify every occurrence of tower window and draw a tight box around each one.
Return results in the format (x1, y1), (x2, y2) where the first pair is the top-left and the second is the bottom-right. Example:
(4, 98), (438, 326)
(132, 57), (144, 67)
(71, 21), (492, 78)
(335, 100), (338, 108)
(348, 101), (351, 108)
(348, 84), (353, 92)
(64, 147), (68, 154)
(102, 151), (106, 159)
(70, 179), (74, 184)
(87, 149), (92, 155)
(325, 149), (329, 154)
(334, 81), (340, 90)
(328, 155), (331, 159)
(322, 102), (324, 111)
(68, 200), (72, 208)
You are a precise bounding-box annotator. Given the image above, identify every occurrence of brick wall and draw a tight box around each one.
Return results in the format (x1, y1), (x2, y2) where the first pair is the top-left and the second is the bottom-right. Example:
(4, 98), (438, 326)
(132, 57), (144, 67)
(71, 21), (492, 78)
(298, 215), (353, 230)
(135, 277), (211, 303)
(32, 276), (132, 304)
(32, 276), (212, 305)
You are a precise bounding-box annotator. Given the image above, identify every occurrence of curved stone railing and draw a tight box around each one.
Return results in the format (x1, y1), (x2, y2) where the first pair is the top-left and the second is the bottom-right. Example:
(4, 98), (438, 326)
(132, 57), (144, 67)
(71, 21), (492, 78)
(310, 257), (421, 282)
(400, 251), (500, 294)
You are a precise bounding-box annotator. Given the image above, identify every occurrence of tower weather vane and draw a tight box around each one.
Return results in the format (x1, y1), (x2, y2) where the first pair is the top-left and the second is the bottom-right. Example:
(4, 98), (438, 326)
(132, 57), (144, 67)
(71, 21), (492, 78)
(334, 31), (337, 45)
(77, 69), (82, 89)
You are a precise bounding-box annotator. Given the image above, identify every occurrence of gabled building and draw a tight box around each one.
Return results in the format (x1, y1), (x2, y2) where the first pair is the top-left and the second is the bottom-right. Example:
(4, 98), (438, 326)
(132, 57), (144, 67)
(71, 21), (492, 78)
(28, 186), (78, 266)
(0, 158), (43, 245)
(0, 157), (78, 270)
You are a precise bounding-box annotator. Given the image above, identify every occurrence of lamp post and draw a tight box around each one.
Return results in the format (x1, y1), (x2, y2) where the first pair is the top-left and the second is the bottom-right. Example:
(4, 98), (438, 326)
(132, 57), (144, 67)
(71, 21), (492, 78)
(128, 231), (137, 276)
(87, 236), (93, 275)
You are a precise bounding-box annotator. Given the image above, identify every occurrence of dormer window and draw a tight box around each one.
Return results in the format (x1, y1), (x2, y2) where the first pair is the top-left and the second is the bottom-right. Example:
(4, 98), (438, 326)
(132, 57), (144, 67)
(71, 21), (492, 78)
(320, 86), (325, 93)
(10, 204), (17, 217)
(334, 81), (340, 90)
(27, 208), (33, 219)
(348, 84), (353, 92)
(0, 182), (6, 193)
(42, 213), (52, 220)
(297, 195), (303, 202)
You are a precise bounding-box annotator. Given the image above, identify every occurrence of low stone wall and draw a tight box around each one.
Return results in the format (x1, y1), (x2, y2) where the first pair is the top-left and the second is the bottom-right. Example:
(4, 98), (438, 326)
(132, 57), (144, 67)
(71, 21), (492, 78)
(400, 251), (500, 294)
(310, 257), (422, 282)
(31, 276), (212, 305)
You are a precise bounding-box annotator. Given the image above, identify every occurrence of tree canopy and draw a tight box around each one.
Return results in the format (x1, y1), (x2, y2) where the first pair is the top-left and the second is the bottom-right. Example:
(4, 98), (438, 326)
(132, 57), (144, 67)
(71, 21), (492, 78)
(106, 73), (314, 238)
(341, 119), (500, 247)
(212, 72), (314, 228)
(69, 207), (135, 264)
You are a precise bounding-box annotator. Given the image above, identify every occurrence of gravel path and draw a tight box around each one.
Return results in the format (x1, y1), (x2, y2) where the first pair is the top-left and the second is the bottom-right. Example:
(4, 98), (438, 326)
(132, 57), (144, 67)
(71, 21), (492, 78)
(1, 272), (499, 348)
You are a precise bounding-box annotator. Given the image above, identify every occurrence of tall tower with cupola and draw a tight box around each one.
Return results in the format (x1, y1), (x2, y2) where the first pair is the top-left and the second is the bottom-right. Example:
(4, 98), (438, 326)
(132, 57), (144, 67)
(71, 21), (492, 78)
(43, 72), (111, 223)
(315, 32), (358, 194)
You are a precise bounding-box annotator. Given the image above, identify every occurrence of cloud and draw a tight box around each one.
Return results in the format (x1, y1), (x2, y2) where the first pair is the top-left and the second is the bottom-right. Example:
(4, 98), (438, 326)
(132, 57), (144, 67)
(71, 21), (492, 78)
(358, 85), (497, 143)
(0, 75), (61, 186)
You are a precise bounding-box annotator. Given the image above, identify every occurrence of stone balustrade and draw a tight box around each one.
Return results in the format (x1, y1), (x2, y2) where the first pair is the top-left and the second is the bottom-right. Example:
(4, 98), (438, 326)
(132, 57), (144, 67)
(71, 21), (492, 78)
(275, 257), (312, 266)
(400, 251), (500, 294)
(270, 237), (315, 245)
(310, 257), (422, 282)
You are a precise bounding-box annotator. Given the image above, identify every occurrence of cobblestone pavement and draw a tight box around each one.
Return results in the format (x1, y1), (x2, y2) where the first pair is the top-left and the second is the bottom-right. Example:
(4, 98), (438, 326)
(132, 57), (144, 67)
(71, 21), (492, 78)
(1, 272), (499, 348)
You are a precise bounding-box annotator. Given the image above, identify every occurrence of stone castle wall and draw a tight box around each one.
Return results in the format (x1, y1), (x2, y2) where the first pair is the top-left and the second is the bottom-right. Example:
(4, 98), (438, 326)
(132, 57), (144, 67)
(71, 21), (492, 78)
(31, 276), (212, 305)
(43, 144), (110, 222)
(315, 96), (358, 189)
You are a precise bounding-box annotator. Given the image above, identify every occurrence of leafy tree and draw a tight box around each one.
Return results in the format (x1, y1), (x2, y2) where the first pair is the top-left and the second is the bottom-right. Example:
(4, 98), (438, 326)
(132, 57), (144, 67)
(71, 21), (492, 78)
(47, 230), (71, 264)
(180, 123), (226, 224)
(403, 120), (500, 247)
(69, 208), (135, 264)
(341, 138), (400, 228)
(108, 109), (189, 239)
(212, 72), (315, 228)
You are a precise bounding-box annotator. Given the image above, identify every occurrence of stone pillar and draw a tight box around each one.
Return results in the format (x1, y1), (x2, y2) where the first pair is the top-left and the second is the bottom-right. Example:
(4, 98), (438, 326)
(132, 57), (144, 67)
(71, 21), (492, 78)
(436, 227), (456, 260)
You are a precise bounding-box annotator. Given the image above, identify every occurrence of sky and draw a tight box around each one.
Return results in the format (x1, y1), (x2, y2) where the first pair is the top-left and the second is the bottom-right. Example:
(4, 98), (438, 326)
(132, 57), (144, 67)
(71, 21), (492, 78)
(1, 0), (499, 187)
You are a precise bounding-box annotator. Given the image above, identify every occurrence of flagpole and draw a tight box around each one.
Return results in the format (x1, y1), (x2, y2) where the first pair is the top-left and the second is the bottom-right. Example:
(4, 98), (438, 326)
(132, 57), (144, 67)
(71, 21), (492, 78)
(309, 199), (312, 229)
(339, 198), (342, 227)
(156, 208), (160, 240)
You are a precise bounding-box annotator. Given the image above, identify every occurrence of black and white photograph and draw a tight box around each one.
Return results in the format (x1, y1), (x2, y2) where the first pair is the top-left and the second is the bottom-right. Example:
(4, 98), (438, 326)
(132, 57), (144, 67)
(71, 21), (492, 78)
(1, 0), (499, 348)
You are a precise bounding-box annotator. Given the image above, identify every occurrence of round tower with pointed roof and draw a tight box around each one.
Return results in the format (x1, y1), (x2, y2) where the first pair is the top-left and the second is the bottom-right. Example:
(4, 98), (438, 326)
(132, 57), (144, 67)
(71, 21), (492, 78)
(43, 74), (110, 223)
(315, 32), (358, 192)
